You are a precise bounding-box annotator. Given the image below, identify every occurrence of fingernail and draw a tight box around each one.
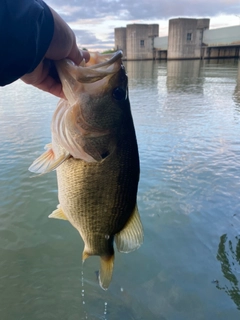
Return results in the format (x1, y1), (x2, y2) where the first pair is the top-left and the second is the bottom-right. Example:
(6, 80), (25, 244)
(79, 50), (83, 61)
(82, 50), (90, 63)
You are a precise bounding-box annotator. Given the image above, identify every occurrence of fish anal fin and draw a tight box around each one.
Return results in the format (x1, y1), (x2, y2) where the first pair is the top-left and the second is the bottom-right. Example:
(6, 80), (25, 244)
(48, 205), (68, 220)
(99, 255), (114, 290)
(115, 205), (144, 253)
(28, 143), (70, 174)
(82, 249), (90, 263)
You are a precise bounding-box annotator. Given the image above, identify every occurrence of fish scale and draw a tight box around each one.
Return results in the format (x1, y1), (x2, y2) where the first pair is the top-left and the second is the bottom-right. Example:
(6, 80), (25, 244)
(57, 147), (137, 235)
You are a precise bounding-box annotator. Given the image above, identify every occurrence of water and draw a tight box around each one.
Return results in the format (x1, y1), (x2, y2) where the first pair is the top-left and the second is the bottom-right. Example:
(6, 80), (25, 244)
(0, 58), (240, 319)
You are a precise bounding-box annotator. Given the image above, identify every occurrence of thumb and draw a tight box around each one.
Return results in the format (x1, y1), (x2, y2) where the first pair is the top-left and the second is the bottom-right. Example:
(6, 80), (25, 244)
(67, 42), (82, 65)
(68, 44), (90, 65)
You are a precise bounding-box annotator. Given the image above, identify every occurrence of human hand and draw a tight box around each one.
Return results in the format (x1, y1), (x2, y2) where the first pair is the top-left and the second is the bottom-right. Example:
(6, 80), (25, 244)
(21, 7), (90, 98)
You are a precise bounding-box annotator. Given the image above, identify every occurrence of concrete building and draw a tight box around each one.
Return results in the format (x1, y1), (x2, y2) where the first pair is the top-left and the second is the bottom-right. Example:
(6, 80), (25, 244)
(115, 27), (127, 59)
(154, 36), (168, 59)
(202, 25), (240, 59)
(167, 18), (210, 59)
(115, 24), (159, 60)
(115, 18), (240, 60)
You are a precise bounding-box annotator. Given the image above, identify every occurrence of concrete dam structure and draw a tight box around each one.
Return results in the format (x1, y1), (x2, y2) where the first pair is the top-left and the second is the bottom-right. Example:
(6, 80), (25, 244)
(115, 18), (240, 60)
(115, 24), (159, 60)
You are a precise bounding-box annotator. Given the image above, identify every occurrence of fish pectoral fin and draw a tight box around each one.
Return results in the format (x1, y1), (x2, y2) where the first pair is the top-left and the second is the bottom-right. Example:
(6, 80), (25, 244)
(99, 255), (114, 290)
(48, 205), (68, 220)
(115, 205), (144, 253)
(28, 143), (70, 174)
(44, 143), (52, 150)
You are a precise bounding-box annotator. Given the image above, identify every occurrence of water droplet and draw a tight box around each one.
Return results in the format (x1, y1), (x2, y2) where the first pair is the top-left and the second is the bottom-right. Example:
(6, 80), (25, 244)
(105, 302), (107, 306)
(105, 234), (110, 240)
(120, 287), (123, 292)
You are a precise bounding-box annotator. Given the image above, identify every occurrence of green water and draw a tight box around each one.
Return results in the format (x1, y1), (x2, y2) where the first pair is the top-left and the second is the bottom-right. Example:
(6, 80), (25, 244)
(0, 59), (240, 319)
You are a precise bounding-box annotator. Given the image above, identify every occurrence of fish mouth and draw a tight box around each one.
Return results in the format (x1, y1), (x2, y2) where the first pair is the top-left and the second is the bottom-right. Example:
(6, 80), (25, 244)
(55, 50), (123, 81)
(55, 50), (124, 104)
(85, 50), (123, 69)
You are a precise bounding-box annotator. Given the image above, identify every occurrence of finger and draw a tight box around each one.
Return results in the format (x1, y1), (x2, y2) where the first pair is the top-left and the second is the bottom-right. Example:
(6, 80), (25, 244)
(21, 60), (65, 98)
(82, 50), (90, 63)
(34, 75), (65, 98)
(68, 45), (90, 65)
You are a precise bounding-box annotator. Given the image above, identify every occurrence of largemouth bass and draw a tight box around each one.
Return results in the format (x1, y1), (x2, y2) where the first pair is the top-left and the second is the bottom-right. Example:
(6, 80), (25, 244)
(29, 50), (143, 290)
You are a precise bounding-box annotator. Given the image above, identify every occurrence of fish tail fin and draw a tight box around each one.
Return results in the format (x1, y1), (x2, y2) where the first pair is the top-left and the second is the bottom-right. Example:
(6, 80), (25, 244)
(99, 255), (114, 290)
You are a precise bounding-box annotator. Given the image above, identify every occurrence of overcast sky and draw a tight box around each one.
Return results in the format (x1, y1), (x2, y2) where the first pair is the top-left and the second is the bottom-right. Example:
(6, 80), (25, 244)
(46, 0), (240, 51)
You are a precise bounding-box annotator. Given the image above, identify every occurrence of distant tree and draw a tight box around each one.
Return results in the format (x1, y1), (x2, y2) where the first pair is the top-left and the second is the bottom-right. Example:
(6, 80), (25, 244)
(101, 49), (117, 54)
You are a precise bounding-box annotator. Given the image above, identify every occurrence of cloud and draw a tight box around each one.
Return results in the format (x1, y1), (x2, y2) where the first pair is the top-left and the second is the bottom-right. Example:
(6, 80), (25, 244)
(74, 30), (98, 45)
(46, 0), (240, 50)
(74, 30), (114, 51)
(48, 0), (240, 21)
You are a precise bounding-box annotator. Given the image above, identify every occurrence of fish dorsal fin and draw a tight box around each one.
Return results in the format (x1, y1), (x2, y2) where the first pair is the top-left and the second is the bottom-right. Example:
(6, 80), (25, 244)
(99, 255), (114, 290)
(28, 143), (70, 174)
(115, 205), (144, 253)
(48, 205), (68, 220)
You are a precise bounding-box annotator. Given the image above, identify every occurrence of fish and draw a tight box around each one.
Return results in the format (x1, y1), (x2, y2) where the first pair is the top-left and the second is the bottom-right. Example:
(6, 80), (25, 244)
(29, 50), (143, 290)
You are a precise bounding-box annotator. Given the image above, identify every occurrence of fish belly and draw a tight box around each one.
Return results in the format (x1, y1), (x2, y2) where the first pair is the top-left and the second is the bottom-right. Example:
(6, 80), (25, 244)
(56, 146), (139, 256)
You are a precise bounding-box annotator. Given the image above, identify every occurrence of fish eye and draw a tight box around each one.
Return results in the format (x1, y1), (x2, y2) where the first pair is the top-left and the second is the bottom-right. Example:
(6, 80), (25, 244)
(112, 87), (126, 101)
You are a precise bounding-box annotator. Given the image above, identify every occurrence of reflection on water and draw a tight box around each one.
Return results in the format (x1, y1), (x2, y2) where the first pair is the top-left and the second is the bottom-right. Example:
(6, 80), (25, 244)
(166, 60), (203, 94)
(233, 62), (240, 108)
(1, 59), (240, 319)
(216, 234), (240, 310)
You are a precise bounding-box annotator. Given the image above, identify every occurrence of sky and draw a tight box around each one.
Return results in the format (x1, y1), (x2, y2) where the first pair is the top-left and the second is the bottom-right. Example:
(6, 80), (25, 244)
(46, 0), (240, 51)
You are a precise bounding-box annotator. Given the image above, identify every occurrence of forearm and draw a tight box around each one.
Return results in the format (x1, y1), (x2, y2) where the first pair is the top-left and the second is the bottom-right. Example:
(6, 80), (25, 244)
(0, 0), (54, 86)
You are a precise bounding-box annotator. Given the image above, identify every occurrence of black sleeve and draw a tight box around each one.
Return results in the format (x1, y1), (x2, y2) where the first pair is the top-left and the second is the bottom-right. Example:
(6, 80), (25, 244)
(0, 0), (54, 86)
